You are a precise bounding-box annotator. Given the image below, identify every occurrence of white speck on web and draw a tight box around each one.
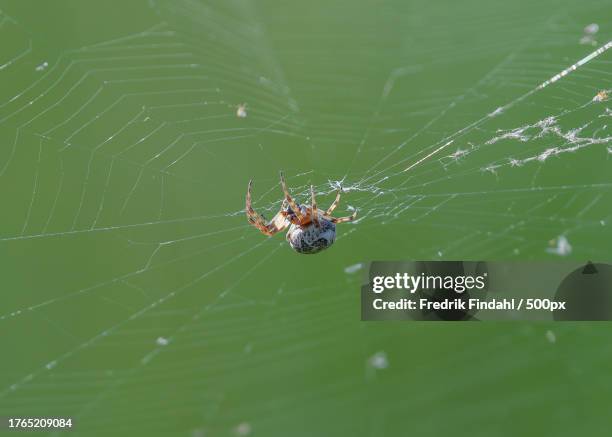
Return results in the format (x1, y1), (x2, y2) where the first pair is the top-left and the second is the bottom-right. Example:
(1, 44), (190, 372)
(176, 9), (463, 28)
(234, 422), (252, 436)
(580, 35), (597, 46)
(191, 428), (206, 437)
(546, 235), (572, 256)
(584, 23), (599, 35)
(368, 351), (389, 370)
(156, 337), (170, 346)
(344, 263), (363, 274)
(236, 103), (247, 118)
(481, 165), (499, 176)
(35, 61), (48, 71)
(45, 361), (57, 370)
(489, 106), (504, 117)
(580, 23), (599, 46)
(545, 330), (556, 344)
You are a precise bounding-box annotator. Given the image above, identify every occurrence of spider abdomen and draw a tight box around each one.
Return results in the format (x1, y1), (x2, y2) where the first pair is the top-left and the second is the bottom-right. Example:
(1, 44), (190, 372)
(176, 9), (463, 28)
(286, 219), (336, 254)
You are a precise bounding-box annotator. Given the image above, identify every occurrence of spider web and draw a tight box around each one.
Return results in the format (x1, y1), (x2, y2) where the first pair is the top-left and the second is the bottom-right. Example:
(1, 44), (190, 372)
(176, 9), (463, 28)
(1, 0), (611, 435)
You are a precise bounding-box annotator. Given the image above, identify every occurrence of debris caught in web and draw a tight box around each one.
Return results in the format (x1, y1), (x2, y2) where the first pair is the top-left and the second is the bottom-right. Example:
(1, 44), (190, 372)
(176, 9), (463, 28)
(156, 337), (170, 346)
(546, 236), (572, 256)
(344, 263), (363, 274)
(580, 23), (599, 46)
(236, 103), (248, 118)
(368, 351), (389, 370)
(592, 90), (609, 102)
(234, 422), (252, 436)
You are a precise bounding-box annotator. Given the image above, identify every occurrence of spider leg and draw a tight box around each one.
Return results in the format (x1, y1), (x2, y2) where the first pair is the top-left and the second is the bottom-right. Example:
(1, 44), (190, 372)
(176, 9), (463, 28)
(328, 209), (357, 224)
(326, 189), (342, 215)
(281, 200), (302, 226)
(310, 185), (319, 226)
(246, 180), (290, 236)
(279, 171), (303, 220)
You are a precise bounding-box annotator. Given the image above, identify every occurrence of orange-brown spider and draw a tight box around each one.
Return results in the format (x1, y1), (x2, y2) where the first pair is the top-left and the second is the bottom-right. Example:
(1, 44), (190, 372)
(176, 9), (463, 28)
(246, 172), (357, 254)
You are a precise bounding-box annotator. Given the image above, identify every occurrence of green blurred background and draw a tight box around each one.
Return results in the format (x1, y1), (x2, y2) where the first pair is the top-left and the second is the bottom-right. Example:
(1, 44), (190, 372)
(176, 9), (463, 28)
(0, 0), (611, 435)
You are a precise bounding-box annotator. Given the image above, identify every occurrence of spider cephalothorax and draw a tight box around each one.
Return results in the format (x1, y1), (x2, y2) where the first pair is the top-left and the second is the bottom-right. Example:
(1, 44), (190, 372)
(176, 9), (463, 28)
(246, 172), (357, 254)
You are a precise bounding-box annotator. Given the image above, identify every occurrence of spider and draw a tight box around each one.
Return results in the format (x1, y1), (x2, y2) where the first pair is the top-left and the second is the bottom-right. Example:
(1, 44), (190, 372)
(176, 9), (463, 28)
(246, 172), (357, 254)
